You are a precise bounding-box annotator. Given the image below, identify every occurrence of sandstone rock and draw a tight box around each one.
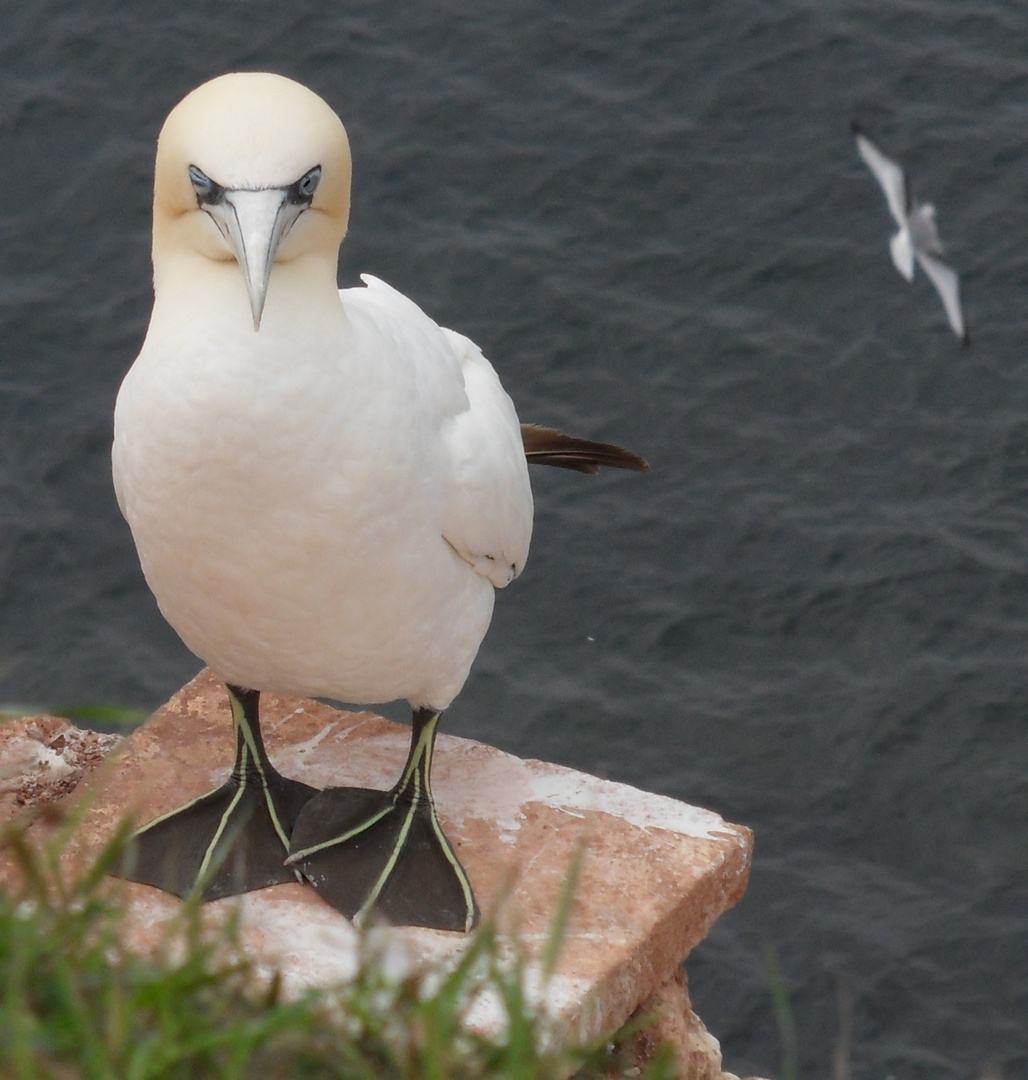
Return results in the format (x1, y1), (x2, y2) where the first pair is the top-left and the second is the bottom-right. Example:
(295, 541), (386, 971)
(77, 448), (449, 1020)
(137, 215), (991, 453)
(0, 668), (753, 1077)
(0, 713), (121, 822)
(631, 968), (742, 1080)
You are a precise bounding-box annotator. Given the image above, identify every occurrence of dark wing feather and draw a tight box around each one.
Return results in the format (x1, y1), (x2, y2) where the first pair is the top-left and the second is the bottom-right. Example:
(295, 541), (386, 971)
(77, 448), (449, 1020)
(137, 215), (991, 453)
(521, 423), (650, 474)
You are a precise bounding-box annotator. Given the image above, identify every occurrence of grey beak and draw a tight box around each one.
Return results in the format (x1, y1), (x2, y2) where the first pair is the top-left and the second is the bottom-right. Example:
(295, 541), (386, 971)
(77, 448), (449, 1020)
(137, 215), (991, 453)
(203, 188), (308, 330)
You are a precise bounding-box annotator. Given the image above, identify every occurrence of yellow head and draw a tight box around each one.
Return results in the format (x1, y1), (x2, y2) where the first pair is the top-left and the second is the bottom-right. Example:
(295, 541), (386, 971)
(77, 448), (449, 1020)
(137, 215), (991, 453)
(152, 72), (352, 329)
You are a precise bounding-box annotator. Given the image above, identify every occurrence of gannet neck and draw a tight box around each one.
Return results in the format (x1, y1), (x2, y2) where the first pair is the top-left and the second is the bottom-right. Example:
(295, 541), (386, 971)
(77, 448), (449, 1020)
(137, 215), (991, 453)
(151, 73), (352, 330)
(149, 246), (348, 349)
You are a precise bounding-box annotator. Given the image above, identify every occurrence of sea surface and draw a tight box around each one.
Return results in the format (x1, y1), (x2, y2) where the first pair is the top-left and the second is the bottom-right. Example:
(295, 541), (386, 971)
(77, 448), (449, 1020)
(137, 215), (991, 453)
(1, 2), (1027, 1076)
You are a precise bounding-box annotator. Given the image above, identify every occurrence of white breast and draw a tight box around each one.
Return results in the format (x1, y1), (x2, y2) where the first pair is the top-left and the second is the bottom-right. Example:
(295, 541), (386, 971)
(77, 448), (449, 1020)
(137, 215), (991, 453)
(113, 273), (532, 710)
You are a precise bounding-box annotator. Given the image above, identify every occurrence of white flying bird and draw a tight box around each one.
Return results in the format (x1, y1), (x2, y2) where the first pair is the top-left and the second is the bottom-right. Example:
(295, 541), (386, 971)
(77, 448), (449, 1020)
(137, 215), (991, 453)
(852, 121), (968, 343)
(111, 72), (647, 932)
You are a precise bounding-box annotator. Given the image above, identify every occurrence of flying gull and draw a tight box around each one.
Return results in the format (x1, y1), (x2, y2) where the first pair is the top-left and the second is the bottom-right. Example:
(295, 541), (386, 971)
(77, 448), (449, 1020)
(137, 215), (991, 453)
(111, 72), (648, 932)
(851, 120), (968, 343)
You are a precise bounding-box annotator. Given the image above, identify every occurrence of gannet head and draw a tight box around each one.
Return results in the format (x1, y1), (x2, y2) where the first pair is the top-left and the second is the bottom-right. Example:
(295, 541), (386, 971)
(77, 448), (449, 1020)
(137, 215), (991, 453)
(153, 72), (352, 330)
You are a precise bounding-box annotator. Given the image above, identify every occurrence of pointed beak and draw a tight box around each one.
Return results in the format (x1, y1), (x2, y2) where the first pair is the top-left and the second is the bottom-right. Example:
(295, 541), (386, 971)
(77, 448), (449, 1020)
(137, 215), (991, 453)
(204, 189), (308, 330)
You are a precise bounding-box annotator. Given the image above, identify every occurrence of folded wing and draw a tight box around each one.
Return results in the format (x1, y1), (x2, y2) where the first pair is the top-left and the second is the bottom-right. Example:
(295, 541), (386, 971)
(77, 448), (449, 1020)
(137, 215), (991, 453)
(439, 327), (534, 588)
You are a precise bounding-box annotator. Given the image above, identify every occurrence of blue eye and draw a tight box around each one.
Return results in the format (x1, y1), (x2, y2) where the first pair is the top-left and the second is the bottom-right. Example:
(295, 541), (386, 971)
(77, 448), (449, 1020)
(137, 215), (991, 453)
(188, 165), (224, 206)
(299, 166), (321, 196)
(288, 165), (322, 205)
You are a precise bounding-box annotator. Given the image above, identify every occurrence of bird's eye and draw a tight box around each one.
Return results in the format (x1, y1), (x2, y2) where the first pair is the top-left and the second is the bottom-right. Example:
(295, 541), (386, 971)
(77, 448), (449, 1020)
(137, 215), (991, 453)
(288, 165), (322, 205)
(188, 165), (225, 206)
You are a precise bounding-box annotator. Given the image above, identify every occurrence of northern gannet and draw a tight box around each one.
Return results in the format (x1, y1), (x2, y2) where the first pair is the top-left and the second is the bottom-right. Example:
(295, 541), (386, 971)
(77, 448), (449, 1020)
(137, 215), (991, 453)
(112, 72), (647, 932)
(852, 121), (968, 343)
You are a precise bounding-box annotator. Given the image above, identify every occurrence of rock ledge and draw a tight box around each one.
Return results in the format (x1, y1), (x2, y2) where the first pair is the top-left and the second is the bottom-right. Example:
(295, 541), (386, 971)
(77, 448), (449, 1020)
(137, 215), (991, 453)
(0, 669), (756, 1080)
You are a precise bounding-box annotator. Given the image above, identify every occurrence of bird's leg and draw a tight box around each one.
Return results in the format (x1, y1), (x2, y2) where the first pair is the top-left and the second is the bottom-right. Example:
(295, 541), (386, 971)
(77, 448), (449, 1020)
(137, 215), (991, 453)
(287, 707), (477, 933)
(112, 684), (318, 901)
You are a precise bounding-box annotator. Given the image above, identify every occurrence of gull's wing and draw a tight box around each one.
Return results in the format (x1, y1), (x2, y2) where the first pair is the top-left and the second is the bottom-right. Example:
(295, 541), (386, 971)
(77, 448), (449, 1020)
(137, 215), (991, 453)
(852, 122), (908, 227)
(521, 423), (649, 474)
(915, 251), (968, 342)
(889, 226), (915, 282)
(438, 326), (534, 587)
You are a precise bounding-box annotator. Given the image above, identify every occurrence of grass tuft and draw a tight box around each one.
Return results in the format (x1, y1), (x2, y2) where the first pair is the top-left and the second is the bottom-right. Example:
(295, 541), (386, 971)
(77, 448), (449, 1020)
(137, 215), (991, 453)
(762, 942), (798, 1080)
(0, 815), (677, 1080)
(0, 704), (149, 730)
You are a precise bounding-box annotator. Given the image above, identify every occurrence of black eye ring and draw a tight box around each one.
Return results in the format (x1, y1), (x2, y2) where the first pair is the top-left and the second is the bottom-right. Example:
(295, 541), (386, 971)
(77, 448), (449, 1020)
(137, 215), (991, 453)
(288, 165), (322, 205)
(188, 165), (225, 206)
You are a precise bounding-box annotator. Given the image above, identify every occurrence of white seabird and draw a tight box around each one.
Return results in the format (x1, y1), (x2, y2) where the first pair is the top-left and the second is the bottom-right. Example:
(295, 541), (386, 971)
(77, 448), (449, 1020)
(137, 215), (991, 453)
(111, 72), (647, 932)
(852, 120), (968, 343)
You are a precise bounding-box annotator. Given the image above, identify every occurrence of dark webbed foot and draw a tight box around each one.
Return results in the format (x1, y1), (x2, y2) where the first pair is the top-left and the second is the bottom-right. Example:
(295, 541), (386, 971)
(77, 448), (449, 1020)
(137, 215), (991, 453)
(288, 708), (477, 933)
(113, 685), (318, 900)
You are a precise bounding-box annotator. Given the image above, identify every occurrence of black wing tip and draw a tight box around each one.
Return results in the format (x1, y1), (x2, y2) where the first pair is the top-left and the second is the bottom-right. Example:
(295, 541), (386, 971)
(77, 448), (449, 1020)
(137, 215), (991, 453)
(532, 456), (601, 474)
(850, 118), (866, 136)
(616, 452), (651, 473)
(521, 423), (651, 474)
(526, 449), (650, 474)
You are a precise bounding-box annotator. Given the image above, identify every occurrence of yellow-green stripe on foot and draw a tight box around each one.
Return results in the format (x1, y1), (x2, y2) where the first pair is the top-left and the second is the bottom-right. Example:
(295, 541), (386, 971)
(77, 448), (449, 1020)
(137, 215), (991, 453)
(113, 684), (319, 900)
(288, 708), (477, 933)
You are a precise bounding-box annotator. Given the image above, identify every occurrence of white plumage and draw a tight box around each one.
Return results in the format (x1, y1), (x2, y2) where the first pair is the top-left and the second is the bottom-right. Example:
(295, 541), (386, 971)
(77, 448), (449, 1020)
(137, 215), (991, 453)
(852, 122), (968, 342)
(113, 75), (532, 714)
(110, 72), (645, 930)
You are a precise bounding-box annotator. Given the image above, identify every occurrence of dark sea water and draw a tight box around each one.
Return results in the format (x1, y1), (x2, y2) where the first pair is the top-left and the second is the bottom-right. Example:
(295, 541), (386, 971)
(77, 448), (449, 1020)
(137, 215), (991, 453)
(2, 1), (1027, 1076)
